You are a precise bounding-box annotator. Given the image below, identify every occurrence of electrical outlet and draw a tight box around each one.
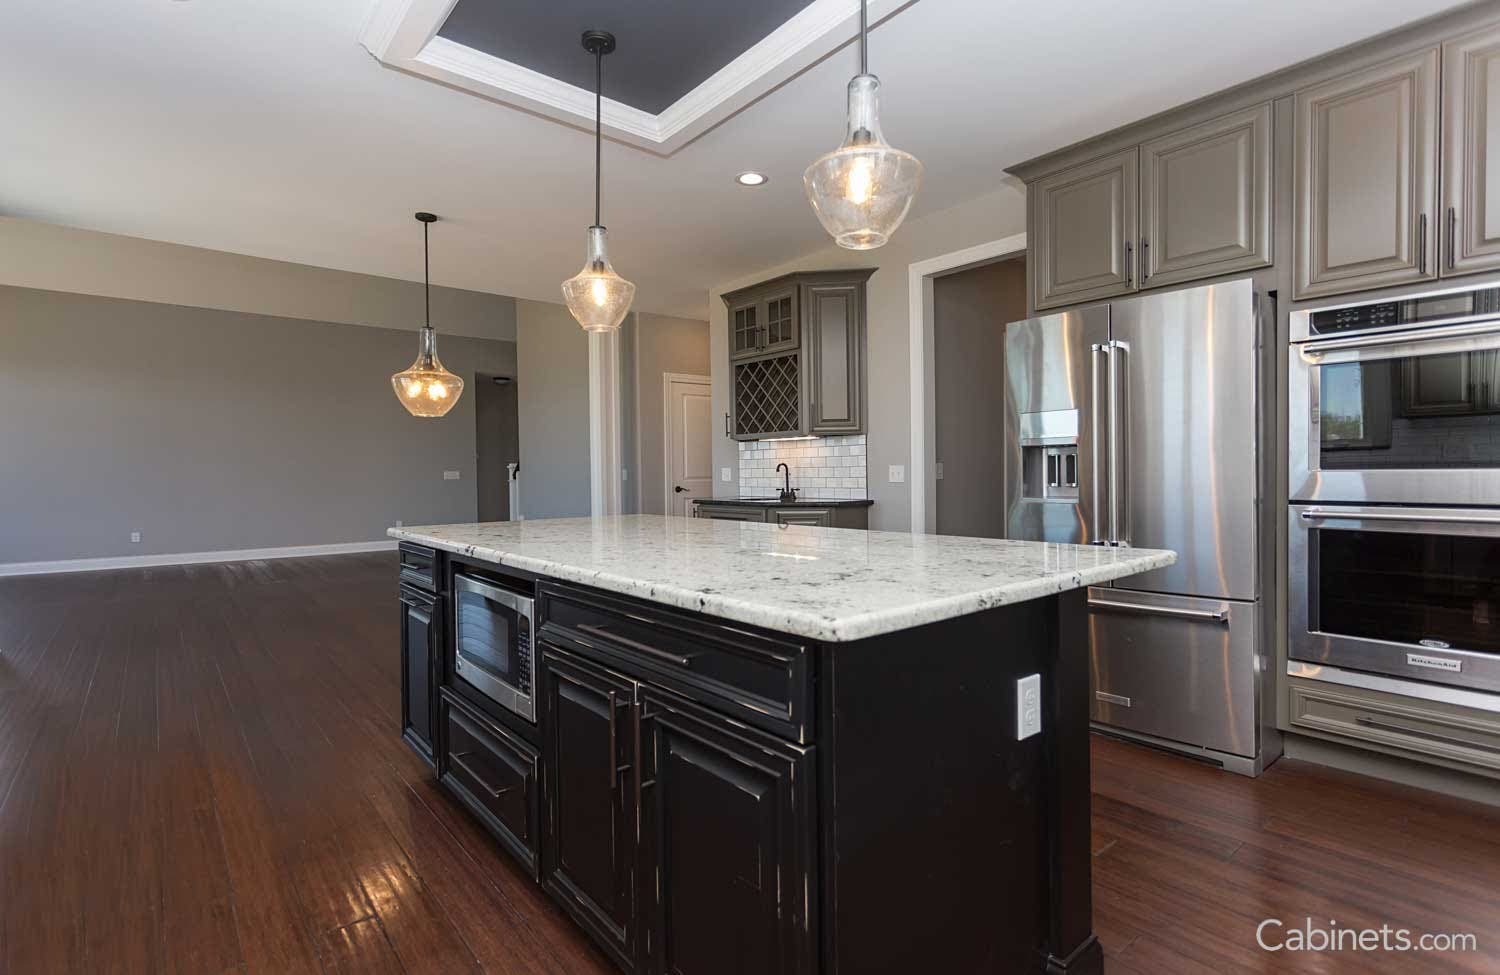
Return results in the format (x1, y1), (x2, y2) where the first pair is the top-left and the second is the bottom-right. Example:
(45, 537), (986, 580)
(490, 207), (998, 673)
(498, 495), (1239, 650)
(443, 470), (461, 480)
(622, 468), (629, 481)
(395, 520), (403, 528)
(720, 467), (732, 483)
(888, 464), (905, 483)
(129, 531), (142, 544)
(935, 461), (945, 480)
(1016, 674), (1042, 740)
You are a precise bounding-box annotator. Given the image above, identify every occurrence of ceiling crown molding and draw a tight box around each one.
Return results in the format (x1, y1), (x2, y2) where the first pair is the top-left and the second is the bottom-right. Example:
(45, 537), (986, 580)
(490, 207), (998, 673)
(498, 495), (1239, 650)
(358, 0), (917, 156)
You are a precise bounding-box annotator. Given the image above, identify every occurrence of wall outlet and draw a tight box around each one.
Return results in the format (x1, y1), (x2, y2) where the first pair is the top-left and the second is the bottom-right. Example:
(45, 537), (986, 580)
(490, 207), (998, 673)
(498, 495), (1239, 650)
(1016, 674), (1042, 740)
(622, 468), (629, 481)
(720, 467), (732, 483)
(888, 464), (906, 483)
(935, 461), (945, 480)
(395, 520), (403, 528)
(443, 470), (461, 480)
(129, 531), (142, 544)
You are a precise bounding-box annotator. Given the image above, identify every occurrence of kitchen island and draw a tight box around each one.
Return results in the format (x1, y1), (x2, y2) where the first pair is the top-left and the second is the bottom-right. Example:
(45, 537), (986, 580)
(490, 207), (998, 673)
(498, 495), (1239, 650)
(389, 515), (1173, 975)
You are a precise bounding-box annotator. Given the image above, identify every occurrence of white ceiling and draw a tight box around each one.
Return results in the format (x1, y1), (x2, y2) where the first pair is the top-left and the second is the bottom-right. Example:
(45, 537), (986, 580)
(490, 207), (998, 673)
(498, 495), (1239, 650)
(1, 0), (1464, 321)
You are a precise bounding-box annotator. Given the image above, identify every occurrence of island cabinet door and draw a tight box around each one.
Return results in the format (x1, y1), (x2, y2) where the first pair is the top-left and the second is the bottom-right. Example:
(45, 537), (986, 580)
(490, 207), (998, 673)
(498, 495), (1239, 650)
(639, 689), (815, 975)
(539, 644), (641, 972)
(399, 584), (438, 764)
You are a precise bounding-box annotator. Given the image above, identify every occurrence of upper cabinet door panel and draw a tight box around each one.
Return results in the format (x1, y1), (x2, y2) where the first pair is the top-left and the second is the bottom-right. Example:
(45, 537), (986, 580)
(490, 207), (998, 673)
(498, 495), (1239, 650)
(1140, 103), (1273, 289)
(803, 281), (863, 435)
(1444, 25), (1500, 277)
(1294, 48), (1439, 300)
(1032, 148), (1139, 310)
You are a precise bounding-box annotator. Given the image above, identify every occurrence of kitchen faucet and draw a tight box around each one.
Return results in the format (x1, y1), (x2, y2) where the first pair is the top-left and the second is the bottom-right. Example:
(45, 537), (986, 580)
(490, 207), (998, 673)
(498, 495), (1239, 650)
(776, 463), (797, 503)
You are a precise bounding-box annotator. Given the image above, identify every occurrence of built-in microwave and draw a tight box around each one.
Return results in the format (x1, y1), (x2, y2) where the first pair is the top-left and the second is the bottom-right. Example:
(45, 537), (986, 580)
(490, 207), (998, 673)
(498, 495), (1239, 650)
(1289, 281), (1500, 506)
(453, 573), (536, 722)
(1289, 504), (1500, 693)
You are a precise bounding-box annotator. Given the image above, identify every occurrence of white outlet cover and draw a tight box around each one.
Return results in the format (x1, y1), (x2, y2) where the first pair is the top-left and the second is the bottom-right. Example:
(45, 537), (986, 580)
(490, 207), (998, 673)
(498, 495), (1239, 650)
(935, 461), (945, 480)
(888, 465), (905, 483)
(443, 470), (461, 480)
(1017, 673), (1042, 740)
(720, 467), (732, 483)
(129, 531), (142, 544)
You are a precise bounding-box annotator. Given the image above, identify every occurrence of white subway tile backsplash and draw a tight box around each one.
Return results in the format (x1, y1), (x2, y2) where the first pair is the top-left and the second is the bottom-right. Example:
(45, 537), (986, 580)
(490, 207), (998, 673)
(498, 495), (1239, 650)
(738, 434), (867, 499)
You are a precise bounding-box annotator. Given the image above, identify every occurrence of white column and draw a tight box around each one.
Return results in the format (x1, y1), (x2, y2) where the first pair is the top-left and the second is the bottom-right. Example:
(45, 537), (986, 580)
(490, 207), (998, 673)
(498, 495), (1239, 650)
(589, 330), (623, 517)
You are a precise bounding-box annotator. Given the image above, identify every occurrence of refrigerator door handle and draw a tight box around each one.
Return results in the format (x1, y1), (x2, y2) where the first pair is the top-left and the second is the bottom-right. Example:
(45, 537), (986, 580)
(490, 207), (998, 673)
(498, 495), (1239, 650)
(1107, 340), (1128, 547)
(1090, 343), (1108, 545)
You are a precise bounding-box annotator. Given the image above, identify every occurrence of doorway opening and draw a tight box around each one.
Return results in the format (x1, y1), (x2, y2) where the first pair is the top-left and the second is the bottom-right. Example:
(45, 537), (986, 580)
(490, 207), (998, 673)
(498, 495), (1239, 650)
(475, 373), (520, 521)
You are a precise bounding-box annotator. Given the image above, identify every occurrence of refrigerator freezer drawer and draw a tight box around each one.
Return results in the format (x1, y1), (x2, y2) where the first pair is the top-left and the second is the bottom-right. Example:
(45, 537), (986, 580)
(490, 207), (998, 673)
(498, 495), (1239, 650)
(1087, 589), (1258, 758)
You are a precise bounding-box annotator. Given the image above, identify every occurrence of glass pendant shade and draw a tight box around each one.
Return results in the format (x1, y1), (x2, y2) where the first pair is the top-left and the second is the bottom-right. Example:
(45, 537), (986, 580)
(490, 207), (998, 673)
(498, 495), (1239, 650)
(562, 225), (636, 333)
(392, 326), (464, 417)
(804, 74), (923, 250)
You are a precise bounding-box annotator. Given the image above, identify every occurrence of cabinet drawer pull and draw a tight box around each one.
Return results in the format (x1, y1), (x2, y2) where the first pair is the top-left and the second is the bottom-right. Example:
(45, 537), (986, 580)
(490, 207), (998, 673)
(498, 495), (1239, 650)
(450, 751), (513, 800)
(1353, 716), (1500, 756)
(577, 622), (696, 667)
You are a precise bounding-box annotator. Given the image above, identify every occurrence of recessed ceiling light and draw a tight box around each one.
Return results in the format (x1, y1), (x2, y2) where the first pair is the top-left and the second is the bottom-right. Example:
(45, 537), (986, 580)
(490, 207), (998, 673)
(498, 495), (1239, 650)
(735, 171), (768, 187)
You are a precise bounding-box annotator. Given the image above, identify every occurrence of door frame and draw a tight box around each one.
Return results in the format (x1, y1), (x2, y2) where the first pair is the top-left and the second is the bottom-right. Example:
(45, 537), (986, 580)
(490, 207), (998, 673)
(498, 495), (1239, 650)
(661, 372), (713, 516)
(907, 232), (1027, 533)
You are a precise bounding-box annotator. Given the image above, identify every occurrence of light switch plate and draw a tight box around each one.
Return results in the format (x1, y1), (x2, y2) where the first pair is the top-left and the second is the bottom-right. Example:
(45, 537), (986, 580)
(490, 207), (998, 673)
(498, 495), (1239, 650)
(888, 464), (905, 483)
(443, 470), (461, 480)
(1017, 674), (1042, 740)
(720, 467), (732, 483)
(129, 531), (142, 544)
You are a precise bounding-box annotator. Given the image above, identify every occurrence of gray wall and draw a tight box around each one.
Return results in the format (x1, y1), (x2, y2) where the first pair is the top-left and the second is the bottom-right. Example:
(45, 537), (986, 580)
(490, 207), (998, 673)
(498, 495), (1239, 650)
(516, 298), (592, 518)
(709, 182), (1028, 531)
(933, 257), (1026, 538)
(632, 312), (711, 515)
(0, 285), (516, 564)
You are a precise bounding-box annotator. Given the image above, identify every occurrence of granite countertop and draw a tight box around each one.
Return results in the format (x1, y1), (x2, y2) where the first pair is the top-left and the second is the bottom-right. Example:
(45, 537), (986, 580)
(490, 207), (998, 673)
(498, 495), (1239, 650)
(694, 497), (874, 508)
(389, 516), (1175, 643)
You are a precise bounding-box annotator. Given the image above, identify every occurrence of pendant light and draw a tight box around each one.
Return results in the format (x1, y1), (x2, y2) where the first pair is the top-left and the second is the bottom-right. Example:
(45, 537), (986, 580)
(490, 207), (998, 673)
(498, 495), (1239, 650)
(562, 30), (636, 333)
(803, 0), (923, 250)
(392, 212), (465, 417)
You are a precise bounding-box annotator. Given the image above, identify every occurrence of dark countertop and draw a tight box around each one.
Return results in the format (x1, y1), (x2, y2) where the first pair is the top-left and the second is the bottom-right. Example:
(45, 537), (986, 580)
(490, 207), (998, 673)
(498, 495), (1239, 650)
(694, 496), (875, 508)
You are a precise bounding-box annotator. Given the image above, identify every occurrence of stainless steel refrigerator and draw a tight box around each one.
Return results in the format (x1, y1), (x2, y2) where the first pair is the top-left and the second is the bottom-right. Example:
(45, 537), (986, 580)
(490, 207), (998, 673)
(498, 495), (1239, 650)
(1003, 278), (1278, 775)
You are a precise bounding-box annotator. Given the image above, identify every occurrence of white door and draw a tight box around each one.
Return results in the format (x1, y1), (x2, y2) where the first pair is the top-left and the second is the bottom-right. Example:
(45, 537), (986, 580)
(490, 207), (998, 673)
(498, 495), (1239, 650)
(664, 375), (713, 516)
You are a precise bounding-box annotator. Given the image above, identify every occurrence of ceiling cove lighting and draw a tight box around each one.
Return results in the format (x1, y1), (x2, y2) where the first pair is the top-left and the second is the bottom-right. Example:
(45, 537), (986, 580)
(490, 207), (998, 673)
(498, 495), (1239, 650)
(735, 171), (769, 187)
(562, 30), (636, 334)
(392, 212), (465, 417)
(803, 0), (922, 250)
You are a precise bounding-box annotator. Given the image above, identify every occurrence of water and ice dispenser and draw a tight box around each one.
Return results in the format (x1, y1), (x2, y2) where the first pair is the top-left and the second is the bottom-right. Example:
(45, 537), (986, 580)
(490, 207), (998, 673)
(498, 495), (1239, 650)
(1018, 409), (1079, 502)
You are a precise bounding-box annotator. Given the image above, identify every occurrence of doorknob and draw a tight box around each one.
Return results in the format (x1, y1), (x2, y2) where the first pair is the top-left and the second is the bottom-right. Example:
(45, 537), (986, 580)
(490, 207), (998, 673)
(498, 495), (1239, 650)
(674, 486), (686, 493)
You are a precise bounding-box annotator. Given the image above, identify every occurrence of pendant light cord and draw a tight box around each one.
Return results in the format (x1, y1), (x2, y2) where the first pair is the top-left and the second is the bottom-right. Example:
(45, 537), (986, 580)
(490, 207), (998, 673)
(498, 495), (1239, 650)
(859, 0), (868, 75)
(423, 217), (431, 328)
(594, 46), (603, 227)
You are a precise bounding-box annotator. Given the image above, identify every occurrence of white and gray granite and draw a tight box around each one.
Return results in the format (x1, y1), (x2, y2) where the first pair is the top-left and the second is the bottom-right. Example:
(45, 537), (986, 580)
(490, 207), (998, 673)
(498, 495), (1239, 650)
(388, 515), (1176, 644)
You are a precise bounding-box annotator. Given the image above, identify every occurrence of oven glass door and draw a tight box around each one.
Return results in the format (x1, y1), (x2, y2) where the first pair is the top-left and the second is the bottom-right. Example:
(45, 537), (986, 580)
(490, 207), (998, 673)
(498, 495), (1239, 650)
(454, 576), (533, 718)
(1292, 506), (1500, 692)
(1292, 324), (1500, 504)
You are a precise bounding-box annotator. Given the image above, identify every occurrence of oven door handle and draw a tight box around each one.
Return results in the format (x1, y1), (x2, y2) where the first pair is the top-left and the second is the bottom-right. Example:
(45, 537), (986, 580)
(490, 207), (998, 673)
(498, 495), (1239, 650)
(1299, 320), (1500, 364)
(1300, 509), (1500, 526)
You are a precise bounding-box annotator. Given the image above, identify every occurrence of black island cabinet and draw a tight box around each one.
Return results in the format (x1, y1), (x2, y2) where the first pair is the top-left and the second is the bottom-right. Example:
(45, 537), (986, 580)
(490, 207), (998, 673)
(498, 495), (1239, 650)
(396, 540), (1112, 975)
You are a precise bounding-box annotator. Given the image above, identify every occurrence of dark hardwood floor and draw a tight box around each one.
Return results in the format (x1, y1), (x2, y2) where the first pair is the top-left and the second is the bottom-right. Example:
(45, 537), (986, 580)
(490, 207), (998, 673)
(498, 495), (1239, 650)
(0, 552), (1496, 973)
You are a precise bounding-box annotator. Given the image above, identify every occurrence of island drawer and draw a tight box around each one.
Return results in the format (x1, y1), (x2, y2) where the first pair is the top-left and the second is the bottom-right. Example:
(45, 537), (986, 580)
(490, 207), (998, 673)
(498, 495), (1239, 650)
(537, 582), (812, 742)
(438, 689), (540, 875)
(398, 542), (441, 592)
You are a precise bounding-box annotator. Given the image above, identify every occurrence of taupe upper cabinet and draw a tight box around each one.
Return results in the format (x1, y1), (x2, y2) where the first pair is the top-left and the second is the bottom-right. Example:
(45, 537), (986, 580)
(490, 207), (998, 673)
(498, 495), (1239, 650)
(802, 278), (865, 435)
(1294, 48), (1440, 300)
(1444, 24), (1500, 276)
(1031, 148), (1139, 310)
(1140, 104), (1273, 289)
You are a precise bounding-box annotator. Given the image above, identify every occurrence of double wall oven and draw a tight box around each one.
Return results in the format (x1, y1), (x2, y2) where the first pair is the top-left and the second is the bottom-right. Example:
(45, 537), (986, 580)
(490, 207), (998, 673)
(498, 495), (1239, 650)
(1290, 282), (1500, 696)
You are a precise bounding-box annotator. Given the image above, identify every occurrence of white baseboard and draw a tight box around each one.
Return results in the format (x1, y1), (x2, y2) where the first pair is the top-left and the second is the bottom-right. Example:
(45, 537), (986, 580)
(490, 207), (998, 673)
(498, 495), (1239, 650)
(0, 540), (398, 578)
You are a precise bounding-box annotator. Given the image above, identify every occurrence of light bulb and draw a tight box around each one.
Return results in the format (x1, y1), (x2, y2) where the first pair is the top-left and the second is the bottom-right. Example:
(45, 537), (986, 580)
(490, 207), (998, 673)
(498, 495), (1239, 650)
(592, 277), (609, 306)
(845, 157), (875, 205)
(428, 381), (447, 400)
(405, 380), (423, 398)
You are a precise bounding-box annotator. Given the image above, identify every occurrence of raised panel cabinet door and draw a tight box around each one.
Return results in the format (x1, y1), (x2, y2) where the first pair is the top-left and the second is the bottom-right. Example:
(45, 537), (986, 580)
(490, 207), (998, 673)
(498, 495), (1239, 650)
(770, 508), (832, 527)
(802, 280), (864, 435)
(1140, 103), (1273, 288)
(1444, 25), (1500, 276)
(1031, 147), (1139, 310)
(697, 505), (771, 522)
(539, 645), (640, 971)
(1294, 48), (1439, 299)
(399, 585), (437, 763)
(640, 691), (815, 975)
